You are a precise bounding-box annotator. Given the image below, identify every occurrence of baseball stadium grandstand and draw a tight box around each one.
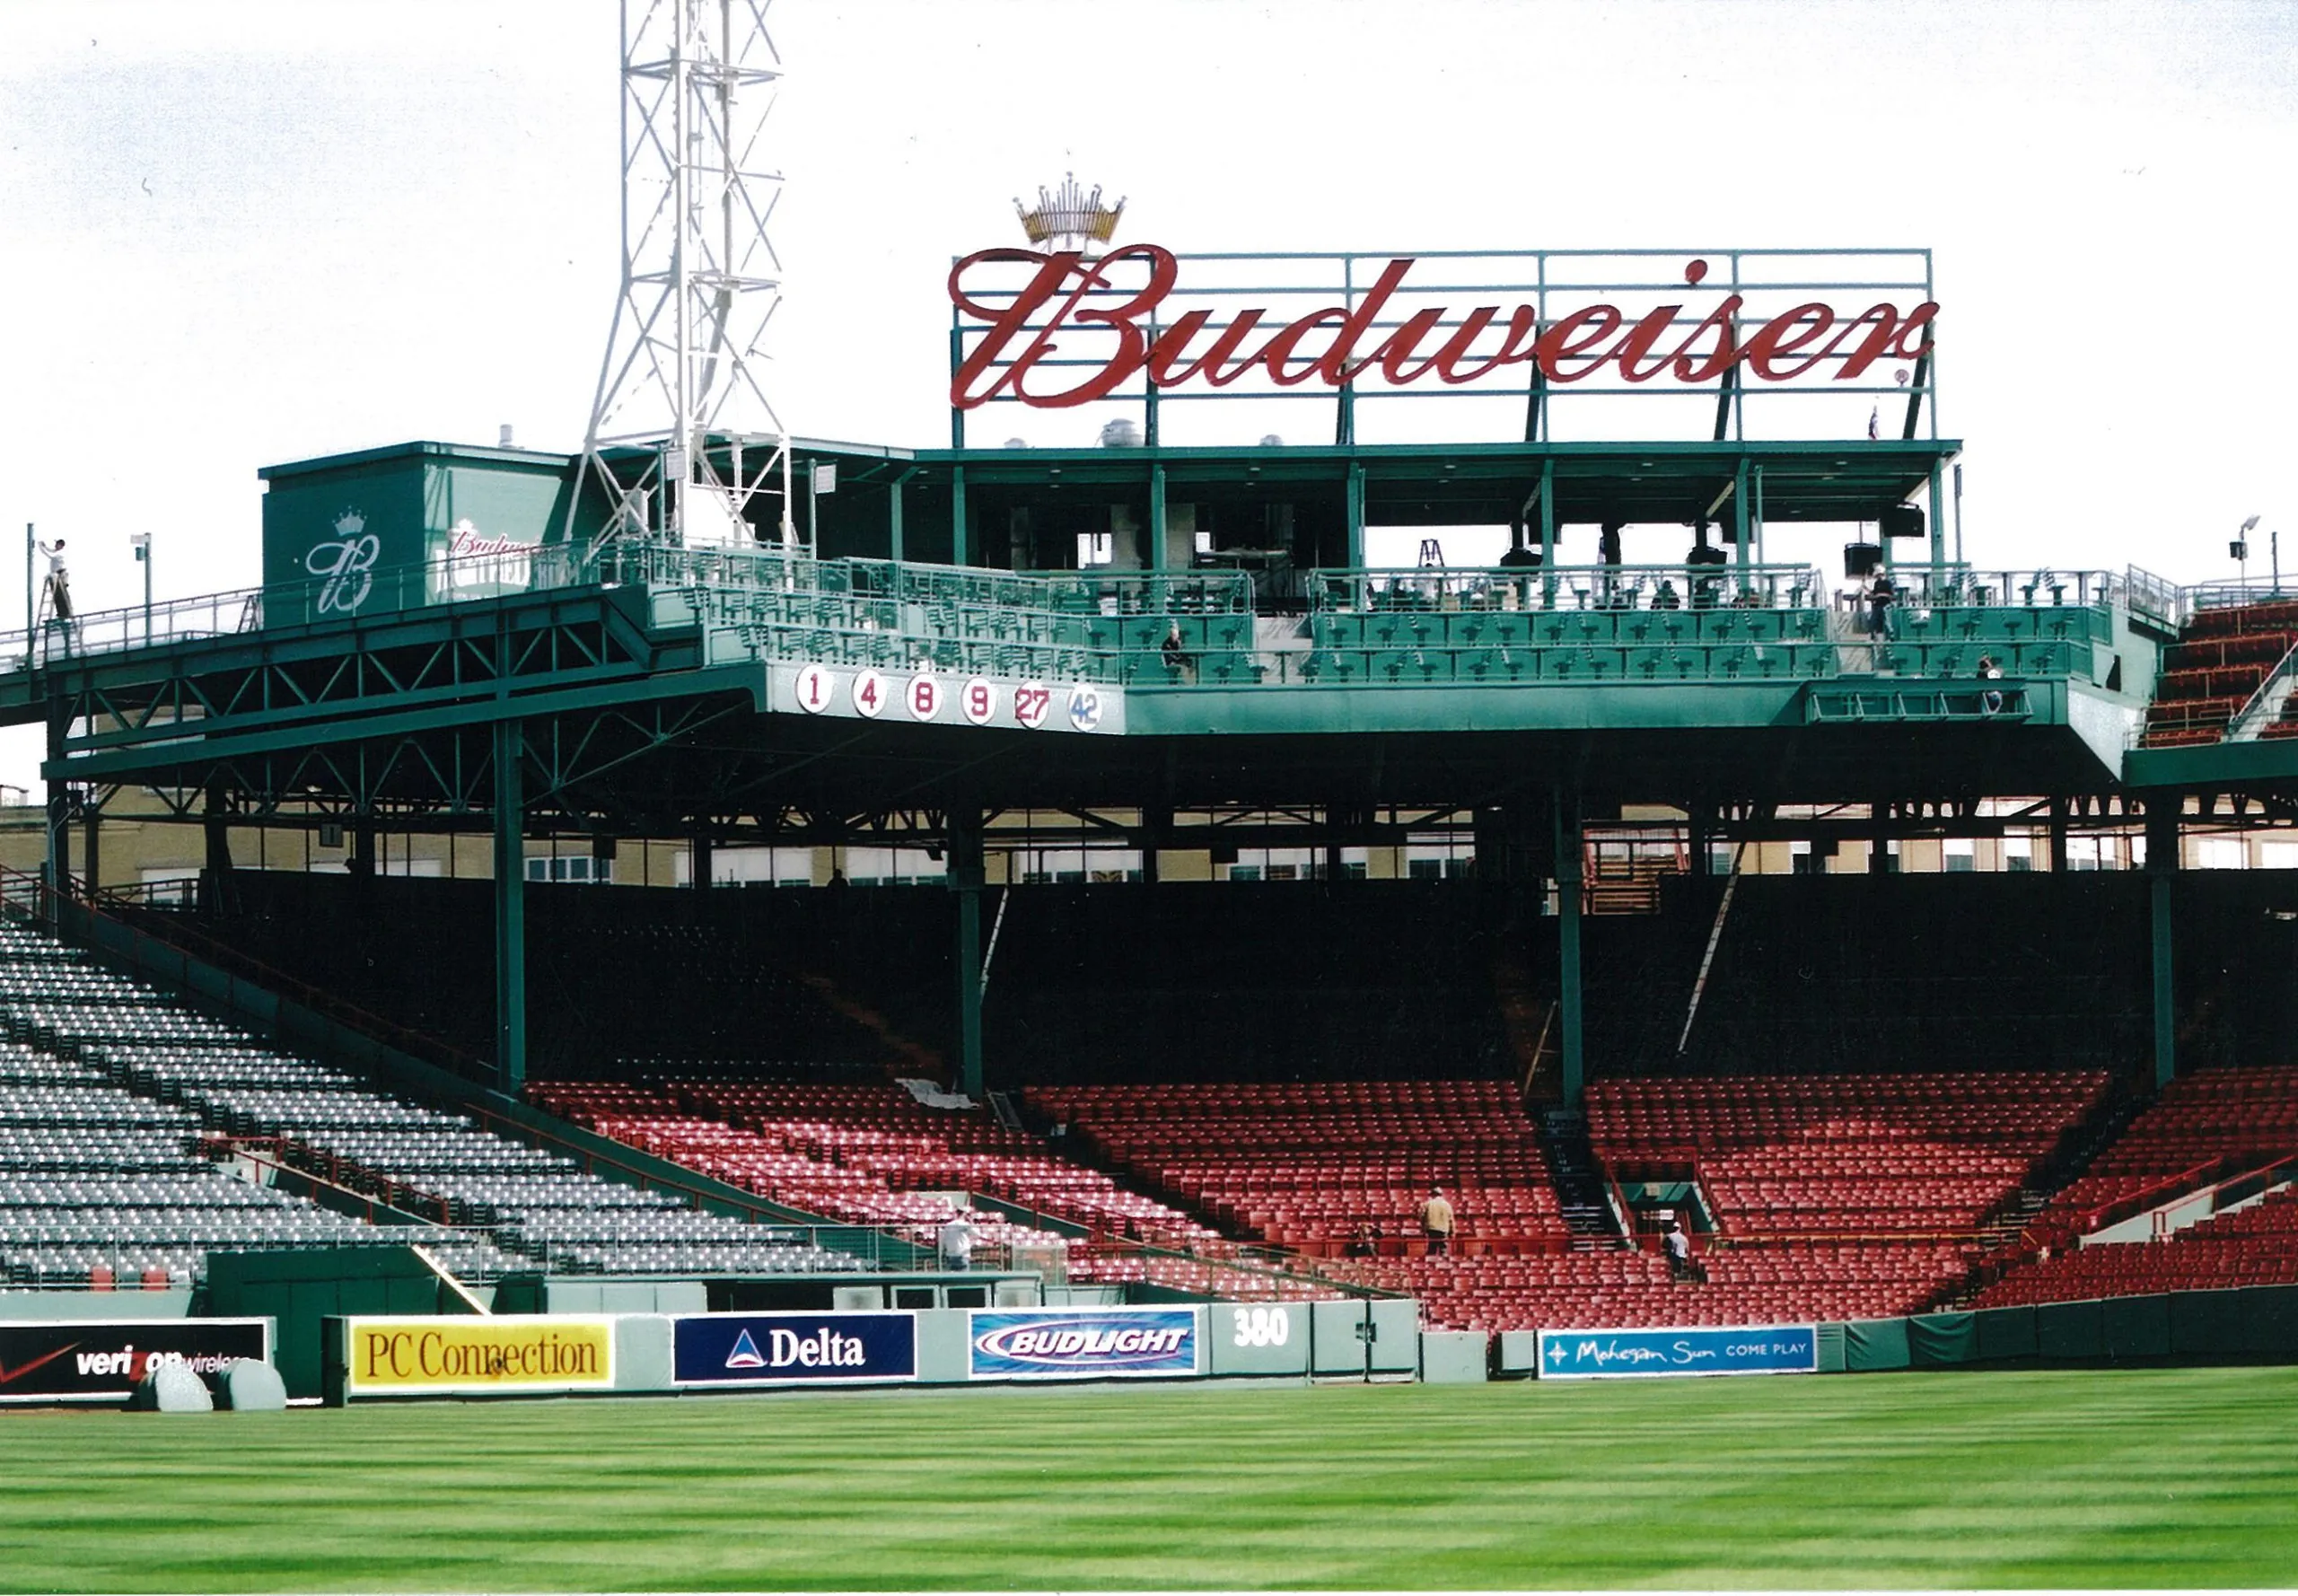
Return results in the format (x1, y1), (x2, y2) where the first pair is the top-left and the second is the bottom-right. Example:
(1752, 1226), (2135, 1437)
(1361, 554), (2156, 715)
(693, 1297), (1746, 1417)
(2, 8), (2295, 1418)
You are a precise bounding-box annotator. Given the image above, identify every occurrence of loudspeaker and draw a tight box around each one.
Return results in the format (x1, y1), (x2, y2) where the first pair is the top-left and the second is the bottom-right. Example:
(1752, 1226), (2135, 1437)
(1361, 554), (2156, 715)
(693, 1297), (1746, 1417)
(1844, 543), (1882, 578)
(1880, 505), (1925, 539)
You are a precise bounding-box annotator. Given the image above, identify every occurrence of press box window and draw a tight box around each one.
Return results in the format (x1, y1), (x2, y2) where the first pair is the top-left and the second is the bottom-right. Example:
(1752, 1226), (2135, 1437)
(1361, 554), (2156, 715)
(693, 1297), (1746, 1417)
(527, 856), (612, 884)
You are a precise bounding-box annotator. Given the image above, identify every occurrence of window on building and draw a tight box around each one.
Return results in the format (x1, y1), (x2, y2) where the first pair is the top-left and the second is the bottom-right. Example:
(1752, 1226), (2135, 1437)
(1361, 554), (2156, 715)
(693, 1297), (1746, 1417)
(2263, 841), (2298, 870)
(526, 855), (611, 885)
(2197, 837), (2247, 871)
(2004, 836), (2034, 873)
(1943, 838), (1976, 873)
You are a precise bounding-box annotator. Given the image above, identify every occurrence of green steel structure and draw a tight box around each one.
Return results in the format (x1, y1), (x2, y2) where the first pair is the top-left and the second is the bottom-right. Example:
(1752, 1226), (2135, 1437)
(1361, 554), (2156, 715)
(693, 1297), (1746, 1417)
(4, 425), (2295, 1106)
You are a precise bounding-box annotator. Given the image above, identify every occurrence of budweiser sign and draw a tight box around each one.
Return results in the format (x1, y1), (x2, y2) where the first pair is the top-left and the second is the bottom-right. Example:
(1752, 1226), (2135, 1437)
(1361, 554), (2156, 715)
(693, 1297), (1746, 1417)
(949, 245), (1937, 410)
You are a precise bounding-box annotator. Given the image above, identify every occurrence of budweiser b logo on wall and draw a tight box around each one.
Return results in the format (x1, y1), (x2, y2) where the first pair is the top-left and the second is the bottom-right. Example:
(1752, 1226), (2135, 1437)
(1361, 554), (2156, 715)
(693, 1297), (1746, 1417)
(948, 244), (1938, 412)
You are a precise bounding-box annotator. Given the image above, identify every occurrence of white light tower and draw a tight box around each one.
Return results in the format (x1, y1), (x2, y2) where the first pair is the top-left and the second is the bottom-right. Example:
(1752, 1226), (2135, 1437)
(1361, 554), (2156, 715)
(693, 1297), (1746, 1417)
(575, 0), (794, 551)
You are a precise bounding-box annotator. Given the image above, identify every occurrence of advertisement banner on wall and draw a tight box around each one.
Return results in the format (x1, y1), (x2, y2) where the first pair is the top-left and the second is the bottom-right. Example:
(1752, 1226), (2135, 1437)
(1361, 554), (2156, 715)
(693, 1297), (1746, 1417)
(671, 1313), (917, 1387)
(1536, 1324), (1819, 1380)
(968, 1308), (1200, 1381)
(0, 1318), (272, 1404)
(341, 1316), (615, 1398)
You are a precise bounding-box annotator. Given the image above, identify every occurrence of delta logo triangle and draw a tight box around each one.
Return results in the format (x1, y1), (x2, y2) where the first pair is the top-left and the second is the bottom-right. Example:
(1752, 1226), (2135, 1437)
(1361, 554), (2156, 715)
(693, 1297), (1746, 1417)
(724, 1329), (767, 1369)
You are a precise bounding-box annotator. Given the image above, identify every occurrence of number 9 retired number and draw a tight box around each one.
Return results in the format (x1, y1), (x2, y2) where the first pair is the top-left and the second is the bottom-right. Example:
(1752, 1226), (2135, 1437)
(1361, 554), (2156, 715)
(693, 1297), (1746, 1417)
(1230, 1305), (1291, 1347)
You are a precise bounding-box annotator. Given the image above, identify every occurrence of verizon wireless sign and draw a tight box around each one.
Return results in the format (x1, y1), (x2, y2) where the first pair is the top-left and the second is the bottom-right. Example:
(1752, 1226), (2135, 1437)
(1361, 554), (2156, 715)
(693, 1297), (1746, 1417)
(950, 245), (1938, 409)
(0, 1318), (272, 1403)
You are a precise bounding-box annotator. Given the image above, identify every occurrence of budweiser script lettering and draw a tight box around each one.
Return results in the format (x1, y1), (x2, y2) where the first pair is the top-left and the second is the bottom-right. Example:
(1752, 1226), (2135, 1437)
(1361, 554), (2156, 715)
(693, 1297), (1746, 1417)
(949, 247), (1938, 410)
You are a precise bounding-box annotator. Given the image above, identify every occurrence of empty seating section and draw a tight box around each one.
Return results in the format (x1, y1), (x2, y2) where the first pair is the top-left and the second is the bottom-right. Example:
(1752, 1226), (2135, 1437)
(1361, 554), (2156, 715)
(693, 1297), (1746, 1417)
(0, 915), (863, 1284)
(1975, 1184), (2298, 1306)
(1304, 601), (1837, 688)
(2021, 1065), (2298, 1248)
(1025, 1080), (1565, 1258)
(2141, 599), (2298, 747)
(529, 1079), (1222, 1272)
(1334, 1241), (1979, 1335)
(661, 546), (1258, 686)
(1588, 1072), (2109, 1237)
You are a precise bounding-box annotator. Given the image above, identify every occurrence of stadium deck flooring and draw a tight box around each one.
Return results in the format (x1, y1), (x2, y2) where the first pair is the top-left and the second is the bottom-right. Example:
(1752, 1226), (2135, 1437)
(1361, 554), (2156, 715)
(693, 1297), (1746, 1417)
(4, 1366), (2295, 1591)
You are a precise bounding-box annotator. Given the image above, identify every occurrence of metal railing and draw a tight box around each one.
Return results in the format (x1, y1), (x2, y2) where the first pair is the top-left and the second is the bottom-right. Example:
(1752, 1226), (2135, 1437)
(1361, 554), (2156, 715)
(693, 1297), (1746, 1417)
(2123, 565), (2182, 631)
(1874, 566), (2118, 610)
(0, 545), (593, 673)
(2185, 577), (2298, 613)
(1311, 561), (1829, 615)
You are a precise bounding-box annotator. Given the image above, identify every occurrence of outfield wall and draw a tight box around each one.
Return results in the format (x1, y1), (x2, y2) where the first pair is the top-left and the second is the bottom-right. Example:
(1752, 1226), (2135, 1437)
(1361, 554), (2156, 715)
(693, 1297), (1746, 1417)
(1495, 1284), (2298, 1378)
(321, 1301), (1430, 1402)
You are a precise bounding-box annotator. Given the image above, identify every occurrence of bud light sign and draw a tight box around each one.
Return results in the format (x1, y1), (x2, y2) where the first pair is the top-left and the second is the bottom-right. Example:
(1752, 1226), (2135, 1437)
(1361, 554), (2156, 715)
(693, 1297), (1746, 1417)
(969, 1308), (1200, 1381)
(1537, 1324), (1819, 1380)
(671, 1312), (917, 1386)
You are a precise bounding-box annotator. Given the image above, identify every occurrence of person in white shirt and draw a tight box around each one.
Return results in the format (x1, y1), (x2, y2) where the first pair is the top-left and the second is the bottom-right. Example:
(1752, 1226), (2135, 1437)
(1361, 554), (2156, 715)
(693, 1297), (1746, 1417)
(37, 539), (71, 622)
(1664, 1221), (1694, 1281)
(940, 1211), (979, 1271)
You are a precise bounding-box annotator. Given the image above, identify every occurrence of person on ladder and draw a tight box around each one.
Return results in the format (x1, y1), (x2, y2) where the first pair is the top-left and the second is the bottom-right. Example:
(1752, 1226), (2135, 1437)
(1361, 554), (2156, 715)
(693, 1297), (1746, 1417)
(37, 539), (73, 627)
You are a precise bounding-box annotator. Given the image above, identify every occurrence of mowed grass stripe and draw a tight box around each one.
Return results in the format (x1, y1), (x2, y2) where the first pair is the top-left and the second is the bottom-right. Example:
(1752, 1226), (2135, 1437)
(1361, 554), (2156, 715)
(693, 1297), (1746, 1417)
(2, 1367), (2294, 1590)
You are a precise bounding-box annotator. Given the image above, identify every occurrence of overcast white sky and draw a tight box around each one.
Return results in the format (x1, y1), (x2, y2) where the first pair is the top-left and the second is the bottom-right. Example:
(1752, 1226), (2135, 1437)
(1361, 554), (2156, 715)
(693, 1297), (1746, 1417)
(2, 0), (2295, 780)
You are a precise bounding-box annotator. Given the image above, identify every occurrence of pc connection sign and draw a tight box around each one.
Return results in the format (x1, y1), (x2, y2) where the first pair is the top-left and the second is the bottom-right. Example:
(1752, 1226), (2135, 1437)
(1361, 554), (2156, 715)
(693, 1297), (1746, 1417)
(1538, 1324), (1818, 1380)
(339, 1316), (615, 1398)
(969, 1307), (1201, 1381)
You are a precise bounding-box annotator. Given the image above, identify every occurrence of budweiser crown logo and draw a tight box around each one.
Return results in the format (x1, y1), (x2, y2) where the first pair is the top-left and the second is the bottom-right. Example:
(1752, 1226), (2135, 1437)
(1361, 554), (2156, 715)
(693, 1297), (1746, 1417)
(333, 509), (366, 539)
(1014, 172), (1125, 249)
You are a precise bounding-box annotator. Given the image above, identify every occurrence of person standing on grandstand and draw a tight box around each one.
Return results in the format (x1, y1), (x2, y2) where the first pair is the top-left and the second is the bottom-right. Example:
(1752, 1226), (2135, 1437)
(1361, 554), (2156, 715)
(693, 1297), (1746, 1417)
(1417, 1188), (1455, 1256)
(1867, 567), (1896, 640)
(940, 1209), (978, 1271)
(1664, 1219), (1694, 1281)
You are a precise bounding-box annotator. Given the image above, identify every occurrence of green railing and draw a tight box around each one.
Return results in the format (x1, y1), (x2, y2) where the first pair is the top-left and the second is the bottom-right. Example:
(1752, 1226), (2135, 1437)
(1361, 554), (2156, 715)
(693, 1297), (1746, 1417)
(1310, 561), (1829, 616)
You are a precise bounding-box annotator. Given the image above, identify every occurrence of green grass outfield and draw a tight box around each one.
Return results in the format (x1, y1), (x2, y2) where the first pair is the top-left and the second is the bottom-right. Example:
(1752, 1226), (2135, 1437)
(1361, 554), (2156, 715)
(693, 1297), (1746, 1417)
(4, 1366), (2296, 1591)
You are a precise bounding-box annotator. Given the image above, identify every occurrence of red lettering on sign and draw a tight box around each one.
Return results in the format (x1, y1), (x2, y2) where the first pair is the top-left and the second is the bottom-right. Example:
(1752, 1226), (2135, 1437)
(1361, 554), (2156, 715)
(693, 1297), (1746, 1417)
(947, 247), (1939, 408)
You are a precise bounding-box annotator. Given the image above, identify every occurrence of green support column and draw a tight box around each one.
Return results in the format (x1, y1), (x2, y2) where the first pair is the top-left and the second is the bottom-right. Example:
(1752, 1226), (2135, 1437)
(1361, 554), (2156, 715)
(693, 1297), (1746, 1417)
(493, 717), (527, 1095)
(890, 467), (917, 564)
(951, 466), (968, 568)
(1732, 457), (1751, 576)
(2146, 801), (2180, 1090)
(1345, 461), (1365, 570)
(1146, 466), (1166, 574)
(950, 809), (986, 1099)
(40, 705), (65, 900)
(1539, 457), (1557, 607)
(1928, 460), (1947, 579)
(81, 808), (100, 899)
(1555, 790), (1584, 1106)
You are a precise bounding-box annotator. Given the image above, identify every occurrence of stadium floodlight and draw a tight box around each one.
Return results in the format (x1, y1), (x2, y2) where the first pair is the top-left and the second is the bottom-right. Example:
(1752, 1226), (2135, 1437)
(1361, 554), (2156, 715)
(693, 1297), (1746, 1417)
(574, 0), (794, 554)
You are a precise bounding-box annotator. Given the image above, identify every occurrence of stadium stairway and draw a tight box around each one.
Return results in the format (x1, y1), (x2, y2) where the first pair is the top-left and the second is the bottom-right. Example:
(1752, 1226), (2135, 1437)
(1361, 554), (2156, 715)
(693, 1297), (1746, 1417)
(1535, 1108), (1628, 1248)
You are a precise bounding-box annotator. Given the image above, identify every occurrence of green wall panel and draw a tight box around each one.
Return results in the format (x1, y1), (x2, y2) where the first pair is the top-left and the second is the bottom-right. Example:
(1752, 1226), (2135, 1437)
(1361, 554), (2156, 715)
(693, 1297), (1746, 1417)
(1844, 1318), (1910, 1372)
(1973, 1305), (2037, 1363)
(2036, 1299), (2104, 1361)
(1815, 1322), (1846, 1372)
(1908, 1311), (1976, 1367)
(2101, 1293), (2171, 1360)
